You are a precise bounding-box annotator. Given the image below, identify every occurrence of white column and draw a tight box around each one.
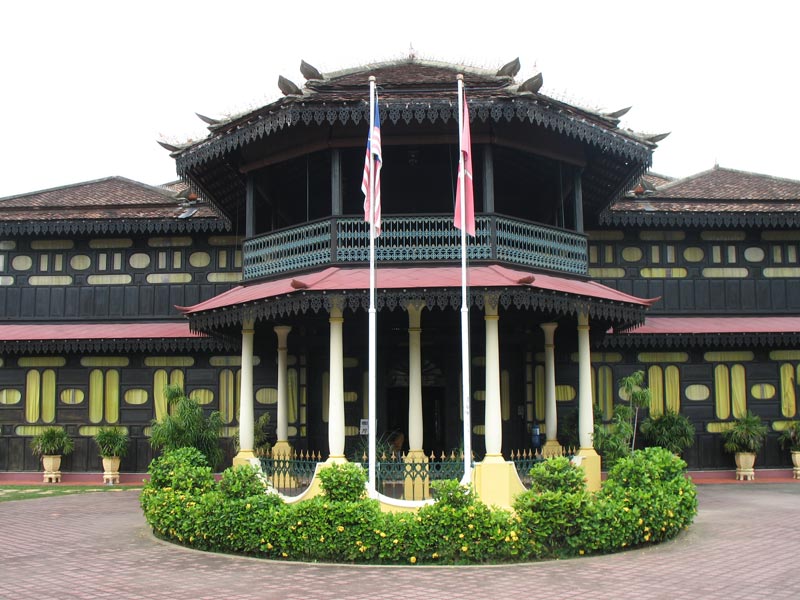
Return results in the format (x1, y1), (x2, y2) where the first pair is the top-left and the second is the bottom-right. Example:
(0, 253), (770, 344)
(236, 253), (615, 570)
(577, 312), (593, 449)
(541, 322), (559, 445)
(274, 325), (292, 444)
(327, 297), (346, 460)
(407, 301), (425, 452)
(483, 294), (503, 459)
(234, 318), (255, 465)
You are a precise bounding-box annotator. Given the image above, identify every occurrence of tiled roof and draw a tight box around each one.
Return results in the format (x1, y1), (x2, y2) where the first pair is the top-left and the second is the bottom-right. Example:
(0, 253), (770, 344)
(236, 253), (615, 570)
(647, 166), (800, 200)
(605, 167), (800, 227)
(0, 176), (226, 234)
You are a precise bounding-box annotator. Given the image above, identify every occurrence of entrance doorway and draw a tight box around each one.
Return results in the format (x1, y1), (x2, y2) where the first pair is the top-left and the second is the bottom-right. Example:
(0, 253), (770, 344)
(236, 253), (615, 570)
(385, 386), (446, 456)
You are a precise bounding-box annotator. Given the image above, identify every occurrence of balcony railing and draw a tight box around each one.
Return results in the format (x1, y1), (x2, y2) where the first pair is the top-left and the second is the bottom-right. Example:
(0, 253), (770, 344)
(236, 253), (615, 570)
(242, 214), (587, 281)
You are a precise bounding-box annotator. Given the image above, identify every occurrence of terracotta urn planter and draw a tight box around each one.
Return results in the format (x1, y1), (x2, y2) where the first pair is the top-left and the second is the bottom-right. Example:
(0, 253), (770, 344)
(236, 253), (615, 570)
(734, 451), (756, 481)
(791, 450), (800, 480)
(42, 455), (62, 483)
(102, 456), (122, 485)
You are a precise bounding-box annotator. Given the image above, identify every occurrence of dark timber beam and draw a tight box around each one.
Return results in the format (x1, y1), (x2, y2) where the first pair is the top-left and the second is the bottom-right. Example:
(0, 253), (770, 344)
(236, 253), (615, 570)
(245, 175), (255, 238)
(483, 145), (494, 213)
(573, 168), (585, 234)
(331, 149), (342, 215)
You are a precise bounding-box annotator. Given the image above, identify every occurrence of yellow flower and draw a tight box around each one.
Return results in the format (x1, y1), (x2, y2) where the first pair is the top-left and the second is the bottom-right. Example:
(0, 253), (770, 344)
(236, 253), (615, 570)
(281, 552), (288, 557)
(267, 542), (273, 550)
(467, 523), (474, 530)
(356, 540), (362, 546)
(638, 518), (643, 525)
(380, 532), (387, 538)
(579, 549), (585, 555)
(459, 533), (465, 539)
(461, 545), (468, 552)
(410, 556), (417, 564)
(319, 536), (325, 542)
(393, 539), (399, 544)
(432, 552), (439, 559)
(337, 525), (345, 532)
(359, 546), (366, 553)
(246, 503), (251, 510)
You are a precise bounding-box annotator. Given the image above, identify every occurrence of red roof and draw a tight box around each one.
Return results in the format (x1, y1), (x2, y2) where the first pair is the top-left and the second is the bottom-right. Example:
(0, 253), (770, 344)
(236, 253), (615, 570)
(0, 322), (205, 342)
(180, 265), (657, 315)
(621, 316), (800, 335)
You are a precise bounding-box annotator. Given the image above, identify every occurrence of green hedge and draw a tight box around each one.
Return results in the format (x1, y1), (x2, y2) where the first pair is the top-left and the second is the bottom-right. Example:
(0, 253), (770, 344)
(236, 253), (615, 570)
(140, 448), (697, 564)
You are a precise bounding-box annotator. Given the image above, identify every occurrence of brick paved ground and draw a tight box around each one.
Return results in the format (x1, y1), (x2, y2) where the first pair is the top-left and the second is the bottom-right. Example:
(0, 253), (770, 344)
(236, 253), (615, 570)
(1, 484), (798, 600)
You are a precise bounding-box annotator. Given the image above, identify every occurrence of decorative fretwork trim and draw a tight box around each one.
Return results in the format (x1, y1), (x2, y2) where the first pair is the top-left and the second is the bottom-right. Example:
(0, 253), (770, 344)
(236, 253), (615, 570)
(599, 210), (800, 229)
(0, 218), (229, 236)
(0, 336), (237, 355)
(602, 332), (800, 349)
(176, 99), (653, 174)
(187, 287), (647, 333)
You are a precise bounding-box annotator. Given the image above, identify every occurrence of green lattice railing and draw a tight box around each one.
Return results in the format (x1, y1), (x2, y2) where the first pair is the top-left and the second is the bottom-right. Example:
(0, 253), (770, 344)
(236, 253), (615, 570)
(242, 214), (587, 280)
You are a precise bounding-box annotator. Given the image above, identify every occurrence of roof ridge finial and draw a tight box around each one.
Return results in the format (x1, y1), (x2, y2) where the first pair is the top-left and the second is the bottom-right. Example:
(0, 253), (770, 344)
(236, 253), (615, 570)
(408, 43), (417, 60)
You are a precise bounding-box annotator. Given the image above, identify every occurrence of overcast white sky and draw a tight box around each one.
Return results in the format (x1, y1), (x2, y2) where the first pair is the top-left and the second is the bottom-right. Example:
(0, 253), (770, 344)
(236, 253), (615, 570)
(1, 0), (797, 199)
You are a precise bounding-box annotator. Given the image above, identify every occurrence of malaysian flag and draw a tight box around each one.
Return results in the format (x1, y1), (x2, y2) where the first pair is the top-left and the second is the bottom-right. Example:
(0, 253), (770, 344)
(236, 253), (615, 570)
(361, 94), (382, 235)
(454, 92), (475, 236)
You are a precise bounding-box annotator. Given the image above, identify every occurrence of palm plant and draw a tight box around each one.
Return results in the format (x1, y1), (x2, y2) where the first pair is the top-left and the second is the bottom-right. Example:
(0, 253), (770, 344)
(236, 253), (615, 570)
(640, 411), (696, 455)
(149, 384), (223, 469)
(722, 411), (768, 454)
(31, 427), (74, 456)
(94, 427), (129, 458)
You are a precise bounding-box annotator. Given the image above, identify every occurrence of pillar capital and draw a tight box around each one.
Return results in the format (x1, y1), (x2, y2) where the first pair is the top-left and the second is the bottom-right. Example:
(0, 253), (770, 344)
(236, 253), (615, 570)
(540, 322), (558, 344)
(483, 292), (500, 316)
(273, 325), (292, 347)
(328, 295), (345, 319)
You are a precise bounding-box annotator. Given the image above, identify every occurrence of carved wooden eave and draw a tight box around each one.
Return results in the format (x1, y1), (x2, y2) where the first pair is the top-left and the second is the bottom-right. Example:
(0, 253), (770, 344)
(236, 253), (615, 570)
(602, 331), (800, 349)
(186, 285), (649, 335)
(0, 335), (237, 355)
(0, 217), (230, 236)
(599, 209), (800, 229)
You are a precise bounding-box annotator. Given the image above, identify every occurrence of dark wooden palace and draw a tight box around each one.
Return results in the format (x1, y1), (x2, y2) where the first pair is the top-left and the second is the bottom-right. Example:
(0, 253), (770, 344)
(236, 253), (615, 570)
(0, 57), (798, 474)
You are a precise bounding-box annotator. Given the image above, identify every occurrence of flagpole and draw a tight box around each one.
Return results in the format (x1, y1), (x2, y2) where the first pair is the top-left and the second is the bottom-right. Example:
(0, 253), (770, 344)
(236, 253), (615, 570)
(367, 76), (378, 496)
(457, 74), (472, 484)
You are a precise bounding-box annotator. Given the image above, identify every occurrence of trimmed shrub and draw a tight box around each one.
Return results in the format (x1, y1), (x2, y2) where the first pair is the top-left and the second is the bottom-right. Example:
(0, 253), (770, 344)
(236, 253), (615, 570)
(140, 447), (698, 565)
(528, 456), (586, 494)
(146, 447), (214, 493)
(219, 464), (269, 500)
(318, 463), (366, 502)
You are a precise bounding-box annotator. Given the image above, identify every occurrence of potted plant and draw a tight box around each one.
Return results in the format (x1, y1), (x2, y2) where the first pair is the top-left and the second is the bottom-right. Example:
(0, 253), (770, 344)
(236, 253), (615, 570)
(778, 421), (800, 479)
(94, 427), (129, 484)
(721, 411), (768, 481)
(31, 426), (74, 483)
(640, 410), (696, 455)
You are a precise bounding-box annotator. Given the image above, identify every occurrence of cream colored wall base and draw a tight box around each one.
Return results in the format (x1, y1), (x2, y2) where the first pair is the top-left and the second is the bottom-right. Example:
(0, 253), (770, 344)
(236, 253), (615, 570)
(575, 447), (601, 491)
(232, 449), (257, 467)
(541, 440), (563, 459)
(271, 441), (293, 458)
(471, 460), (527, 509)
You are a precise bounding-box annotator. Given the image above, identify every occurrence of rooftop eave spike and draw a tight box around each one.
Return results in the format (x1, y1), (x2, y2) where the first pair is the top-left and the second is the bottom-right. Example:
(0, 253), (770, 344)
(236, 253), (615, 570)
(517, 73), (544, 94)
(278, 75), (303, 96)
(645, 132), (671, 143)
(300, 60), (324, 81)
(157, 140), (182, 153)
(603, 106), (632, 119)
(496, 57), (521, 78)
(195, 113), (221, 126)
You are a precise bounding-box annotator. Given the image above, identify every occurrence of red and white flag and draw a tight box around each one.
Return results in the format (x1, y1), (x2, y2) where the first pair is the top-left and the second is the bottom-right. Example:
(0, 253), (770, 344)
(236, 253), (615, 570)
(454, 92), (475, 236)
(361, 95), (382, 235)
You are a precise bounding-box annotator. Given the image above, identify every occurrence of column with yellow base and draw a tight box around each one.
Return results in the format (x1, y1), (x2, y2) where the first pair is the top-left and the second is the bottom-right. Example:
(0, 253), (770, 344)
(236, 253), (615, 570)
(233, 318), (257, 467)
(576, 312), (601, 491)
(471, 455), (527, 510)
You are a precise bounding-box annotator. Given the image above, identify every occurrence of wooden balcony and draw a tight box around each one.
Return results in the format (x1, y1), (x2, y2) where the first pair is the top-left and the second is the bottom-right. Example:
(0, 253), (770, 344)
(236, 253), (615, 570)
(242, 214), (588, 281)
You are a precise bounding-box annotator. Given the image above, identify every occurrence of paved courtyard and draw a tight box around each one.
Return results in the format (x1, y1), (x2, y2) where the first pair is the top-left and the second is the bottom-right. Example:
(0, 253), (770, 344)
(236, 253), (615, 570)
(1, 483), (798, 600)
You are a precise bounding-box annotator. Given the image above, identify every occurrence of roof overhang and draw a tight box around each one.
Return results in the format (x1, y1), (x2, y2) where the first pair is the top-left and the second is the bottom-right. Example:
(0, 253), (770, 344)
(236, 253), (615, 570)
(179, 264), (657, 332)
(605, 316), (800, 349)
(0, 322), (236, 354)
